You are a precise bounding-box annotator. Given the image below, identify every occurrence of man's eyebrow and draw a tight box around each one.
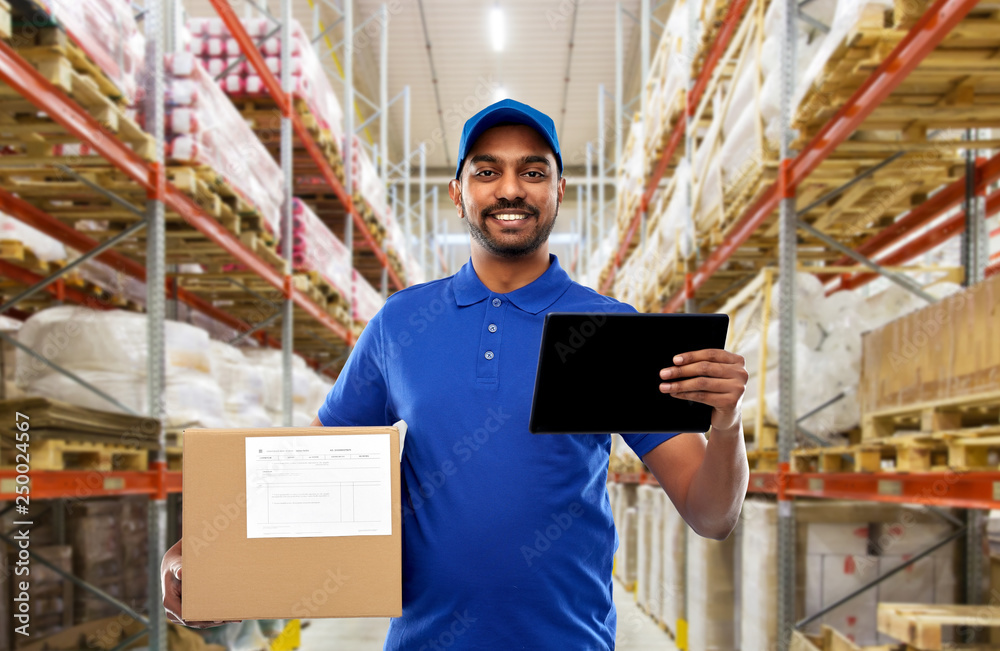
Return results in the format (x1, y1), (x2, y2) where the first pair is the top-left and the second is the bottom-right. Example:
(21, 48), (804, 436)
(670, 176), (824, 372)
(520, 155), (550, 168)
(470, 154), (500, 165)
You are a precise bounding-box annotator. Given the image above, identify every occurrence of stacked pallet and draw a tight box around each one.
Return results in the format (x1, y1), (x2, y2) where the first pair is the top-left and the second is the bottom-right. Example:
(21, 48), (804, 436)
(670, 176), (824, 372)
(855, 271), (1000, 471)
(877, 603), (1000, 649)
(608, 0), (997, 310)
(283, 198), (353, 327)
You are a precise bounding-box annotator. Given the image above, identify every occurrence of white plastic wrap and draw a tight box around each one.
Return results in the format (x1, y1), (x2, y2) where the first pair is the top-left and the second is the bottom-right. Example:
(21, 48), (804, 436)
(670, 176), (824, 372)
(209, 340), (271, 428)
(0, 213), (67, 262)
(36, 0), (146, 104)
(241, 348), (312, 425)
(16, 306), (227, 427)
(352, 269), (384, 324)
(286, 199), (352, 298)
(163, 52), (283, 235)
(188, 18), (345, 151)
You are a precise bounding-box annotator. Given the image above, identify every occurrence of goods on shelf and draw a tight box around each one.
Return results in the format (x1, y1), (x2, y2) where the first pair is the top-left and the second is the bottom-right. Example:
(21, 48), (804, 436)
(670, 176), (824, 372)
(609, 482), (638, 587)
(741, 498), (958, 647)
(352, 268), (384, 325)
(613, 162), (691, 310)
(13, 306), (227, 429)
(29, 0), (146, 104)
(0, 213), (67, 262)
(859, 272), (1000, 443)
(722, 269), (962, 447)
(5, 545), (73, 646)
(66, 497), (148, 622)
(686, 518), (735, 651)
(240, 347), (332, 426)
(635, 486), (659, 614)
(163, 52), (283, 235)
(284, 198), (351, 302)
(187, 17), (345, 153)
(659, 492), (686, 638)
(208, 341), (271, 429)
(641, 0), (689, 160)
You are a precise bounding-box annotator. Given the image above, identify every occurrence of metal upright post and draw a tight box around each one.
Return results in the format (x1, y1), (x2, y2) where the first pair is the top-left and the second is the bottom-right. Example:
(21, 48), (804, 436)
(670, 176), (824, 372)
(682, 0), (697, 315)
(776, 0), (798, 646)
(961, 130), (988, 607)
(419, 145), (427, 281)
(379, 3), (389, 189)
(585, 141), (593, 277)
(280, 0), (294, 427)
(638, 0), (651, 251)
(403, 86), (412, 250)
(344, 0), (355, 317)
(576, 184), (584, 281)
(432, 185), (440, 280)
(597, 85), (606, 261)
(143, 0), (167, 648)
(614, 3), (624, 186)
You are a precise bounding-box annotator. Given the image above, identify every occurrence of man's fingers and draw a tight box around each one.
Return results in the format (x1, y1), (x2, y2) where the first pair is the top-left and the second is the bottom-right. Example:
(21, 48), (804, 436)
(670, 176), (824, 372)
(660, 360), (742, 381)
(659, 377), (735, 395)
(670, 349), (744, 367)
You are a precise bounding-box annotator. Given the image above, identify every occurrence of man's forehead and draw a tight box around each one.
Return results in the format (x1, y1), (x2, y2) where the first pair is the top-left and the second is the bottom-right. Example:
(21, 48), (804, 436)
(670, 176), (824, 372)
(466, 125), (556, 161)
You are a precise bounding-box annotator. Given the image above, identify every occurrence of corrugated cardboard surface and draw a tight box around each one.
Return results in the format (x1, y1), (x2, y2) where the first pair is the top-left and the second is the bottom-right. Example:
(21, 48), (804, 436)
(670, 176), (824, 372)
(182, 427), (401, 620)
(859, 273), (999, 413)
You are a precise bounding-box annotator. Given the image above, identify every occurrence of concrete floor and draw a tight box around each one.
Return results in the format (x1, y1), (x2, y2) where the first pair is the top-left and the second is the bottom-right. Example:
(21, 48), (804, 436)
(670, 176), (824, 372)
(299, 579), (677, 650)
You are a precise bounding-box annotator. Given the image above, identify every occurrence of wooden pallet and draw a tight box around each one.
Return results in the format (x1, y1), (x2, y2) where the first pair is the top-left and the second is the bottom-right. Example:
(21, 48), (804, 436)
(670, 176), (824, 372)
(0, 0), (11, 41)
(0, 29), (154, 160)
(862, 390), (1000, 440)
(1, 437), (148, 471)
(877, 603), (1000, 650)
(792, 625), (898, 651)
(747, 448), (779, 471)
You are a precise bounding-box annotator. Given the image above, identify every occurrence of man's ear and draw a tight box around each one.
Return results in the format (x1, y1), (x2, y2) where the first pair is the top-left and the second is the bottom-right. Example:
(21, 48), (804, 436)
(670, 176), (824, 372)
(448, 179), (464, 219)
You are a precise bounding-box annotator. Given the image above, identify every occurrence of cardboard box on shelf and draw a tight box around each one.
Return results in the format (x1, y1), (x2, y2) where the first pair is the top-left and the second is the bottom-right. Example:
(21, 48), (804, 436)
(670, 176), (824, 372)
(182, 426), (402, 621)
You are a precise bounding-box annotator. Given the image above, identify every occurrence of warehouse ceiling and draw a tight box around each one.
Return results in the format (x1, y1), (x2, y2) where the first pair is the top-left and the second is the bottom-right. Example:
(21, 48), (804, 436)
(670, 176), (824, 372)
(184, 0), (662, 178)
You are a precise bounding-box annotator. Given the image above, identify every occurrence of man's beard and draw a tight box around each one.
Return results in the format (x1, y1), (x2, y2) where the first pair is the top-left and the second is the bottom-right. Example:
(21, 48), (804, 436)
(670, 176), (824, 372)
(462, 198), (558, 259)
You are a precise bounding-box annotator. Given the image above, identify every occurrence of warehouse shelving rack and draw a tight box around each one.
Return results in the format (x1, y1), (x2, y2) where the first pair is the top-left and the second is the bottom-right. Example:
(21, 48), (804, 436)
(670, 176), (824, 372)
(0, 2), (409, 649)
(602, 0), (999, 646)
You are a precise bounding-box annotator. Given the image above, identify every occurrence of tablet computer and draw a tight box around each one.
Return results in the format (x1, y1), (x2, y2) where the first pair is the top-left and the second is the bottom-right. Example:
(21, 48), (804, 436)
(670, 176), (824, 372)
(528, 312), (730, 434)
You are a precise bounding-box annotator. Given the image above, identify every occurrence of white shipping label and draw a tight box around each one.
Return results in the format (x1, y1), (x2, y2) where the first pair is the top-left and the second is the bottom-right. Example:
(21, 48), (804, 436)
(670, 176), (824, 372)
(245, 434), (392, 538)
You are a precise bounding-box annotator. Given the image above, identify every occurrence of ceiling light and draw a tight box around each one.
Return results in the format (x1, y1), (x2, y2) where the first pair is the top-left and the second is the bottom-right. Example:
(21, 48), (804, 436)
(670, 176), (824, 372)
(491, 5), (505, 52)
(494, 85), (507, 102)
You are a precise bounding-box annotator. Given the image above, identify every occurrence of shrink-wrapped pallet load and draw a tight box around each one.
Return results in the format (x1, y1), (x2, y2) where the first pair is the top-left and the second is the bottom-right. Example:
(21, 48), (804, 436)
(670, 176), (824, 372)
(0, 213), (68, 262)
(162, 52), (284, 235)
(659, 493), (687, 637)
(15, 306), (227, 429)
(686, 523), (736, 651)
(352, 268), (385, 326)
(285, 198), (352, 302)
(188, 17), (345, 153)
(208, 340), (271, 429)
(635, 485), (658, 613)
(32, 0), (146, 104)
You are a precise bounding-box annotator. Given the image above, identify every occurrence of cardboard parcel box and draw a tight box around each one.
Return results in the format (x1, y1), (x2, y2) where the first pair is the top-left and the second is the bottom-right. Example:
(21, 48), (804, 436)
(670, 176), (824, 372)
(182, 426), (402, 620)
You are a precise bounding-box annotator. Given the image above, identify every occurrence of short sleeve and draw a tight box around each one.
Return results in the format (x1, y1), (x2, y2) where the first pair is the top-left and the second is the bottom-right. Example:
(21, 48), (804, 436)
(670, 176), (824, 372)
(317, 309), (391, 427)
(621, 432), (680, 459)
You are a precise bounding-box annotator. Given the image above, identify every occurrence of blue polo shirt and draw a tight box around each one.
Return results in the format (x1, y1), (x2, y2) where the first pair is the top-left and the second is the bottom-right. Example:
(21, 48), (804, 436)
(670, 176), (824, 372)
(318, 255), (677, 649)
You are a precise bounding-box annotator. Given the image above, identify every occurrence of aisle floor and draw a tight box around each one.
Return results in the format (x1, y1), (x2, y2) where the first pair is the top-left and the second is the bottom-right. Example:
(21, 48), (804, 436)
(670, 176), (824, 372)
(299, 579), (676, 650)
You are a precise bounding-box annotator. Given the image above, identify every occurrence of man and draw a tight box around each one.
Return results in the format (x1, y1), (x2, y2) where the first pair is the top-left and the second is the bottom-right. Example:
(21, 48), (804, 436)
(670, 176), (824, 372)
(162, 99), (749, 648)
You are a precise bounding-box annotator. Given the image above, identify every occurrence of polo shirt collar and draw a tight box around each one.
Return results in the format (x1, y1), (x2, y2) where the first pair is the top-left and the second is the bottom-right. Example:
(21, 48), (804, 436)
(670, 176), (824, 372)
(452, 254), (573, 315)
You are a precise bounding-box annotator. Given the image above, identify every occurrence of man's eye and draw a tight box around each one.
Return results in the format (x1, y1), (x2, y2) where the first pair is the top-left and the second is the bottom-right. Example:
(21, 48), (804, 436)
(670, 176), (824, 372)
(476, 170), (496, 177)
(524, 171), (544, 178)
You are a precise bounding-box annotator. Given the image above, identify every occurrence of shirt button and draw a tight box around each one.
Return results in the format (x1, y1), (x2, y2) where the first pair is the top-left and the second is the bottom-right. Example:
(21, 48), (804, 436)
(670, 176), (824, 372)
(492, 298), (502, 307)
(484, 350), (494, 360)
(488, 324), (497, 333)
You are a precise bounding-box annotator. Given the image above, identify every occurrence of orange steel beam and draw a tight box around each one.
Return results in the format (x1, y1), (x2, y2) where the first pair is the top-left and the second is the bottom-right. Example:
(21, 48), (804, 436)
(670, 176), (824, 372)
(832, 185), (1000, 292)
(0, 39), (353, 343)
(207, 0), (404, 291)
(687, 0), (752, 112)
(818, 152), (1000, 284)
(748, 471), (1000, 510)
(0, 470), (182, 500)
(208, 0), (288, 114)
(0, 260), (118, 310)
(601, 119), (685, 294)
(661, 0), (979, 313)
(601, 0), (749, 297)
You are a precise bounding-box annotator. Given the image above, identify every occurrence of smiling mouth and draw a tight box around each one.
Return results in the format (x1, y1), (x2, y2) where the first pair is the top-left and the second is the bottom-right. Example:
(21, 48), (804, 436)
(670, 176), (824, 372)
(489, 212), (533, 221)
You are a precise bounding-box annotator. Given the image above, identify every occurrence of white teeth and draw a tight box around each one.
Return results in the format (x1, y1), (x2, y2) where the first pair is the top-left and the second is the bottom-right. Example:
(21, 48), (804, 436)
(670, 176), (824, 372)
(493, 213), (527, 221)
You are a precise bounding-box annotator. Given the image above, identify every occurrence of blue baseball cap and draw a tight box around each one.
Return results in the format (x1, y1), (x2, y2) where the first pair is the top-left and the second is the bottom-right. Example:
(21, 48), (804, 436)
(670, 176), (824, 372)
(455, 99), (562, 179)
